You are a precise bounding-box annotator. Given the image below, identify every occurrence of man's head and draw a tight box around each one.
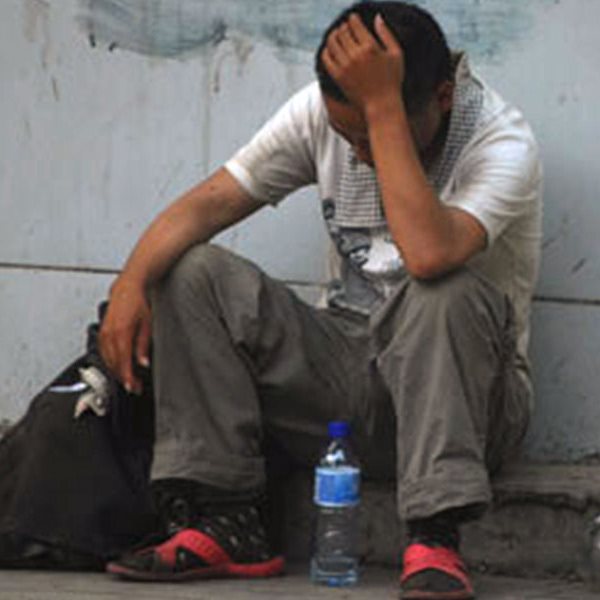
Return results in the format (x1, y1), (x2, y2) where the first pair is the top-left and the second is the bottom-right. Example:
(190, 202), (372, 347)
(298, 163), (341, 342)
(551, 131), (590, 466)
(316, 1), (452, 115)
(315, 1), (454, 164)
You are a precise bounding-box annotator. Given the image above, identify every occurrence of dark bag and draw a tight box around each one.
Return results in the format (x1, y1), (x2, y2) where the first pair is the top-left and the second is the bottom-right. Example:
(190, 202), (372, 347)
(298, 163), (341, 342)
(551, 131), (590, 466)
(0, 304), (157, 569)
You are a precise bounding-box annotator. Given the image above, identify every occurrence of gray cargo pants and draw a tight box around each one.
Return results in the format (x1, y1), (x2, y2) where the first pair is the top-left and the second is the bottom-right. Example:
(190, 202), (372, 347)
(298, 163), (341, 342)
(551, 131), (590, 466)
(150, 244), (531, 521)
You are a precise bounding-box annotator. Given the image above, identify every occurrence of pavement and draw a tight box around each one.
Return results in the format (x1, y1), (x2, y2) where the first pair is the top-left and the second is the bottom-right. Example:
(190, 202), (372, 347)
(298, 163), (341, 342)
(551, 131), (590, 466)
(0, 566), (597, 600)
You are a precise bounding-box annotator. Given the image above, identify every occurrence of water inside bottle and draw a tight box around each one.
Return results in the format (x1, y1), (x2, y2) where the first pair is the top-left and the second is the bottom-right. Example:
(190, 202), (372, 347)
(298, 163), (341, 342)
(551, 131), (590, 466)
(310, 555), (359, 586)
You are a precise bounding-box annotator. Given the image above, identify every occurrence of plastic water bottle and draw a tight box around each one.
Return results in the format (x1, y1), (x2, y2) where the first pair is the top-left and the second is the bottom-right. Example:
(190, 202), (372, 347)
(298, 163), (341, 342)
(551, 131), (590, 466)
(310, 421), (361, 586)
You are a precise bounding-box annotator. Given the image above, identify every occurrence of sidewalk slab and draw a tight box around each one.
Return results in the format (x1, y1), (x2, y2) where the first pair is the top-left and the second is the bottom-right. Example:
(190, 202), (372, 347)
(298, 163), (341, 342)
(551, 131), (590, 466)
(0, 568), (597, 600)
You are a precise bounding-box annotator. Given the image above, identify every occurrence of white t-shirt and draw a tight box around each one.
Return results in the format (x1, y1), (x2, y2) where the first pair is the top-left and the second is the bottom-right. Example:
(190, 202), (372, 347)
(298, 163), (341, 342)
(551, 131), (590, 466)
(225, 58), (543, 380)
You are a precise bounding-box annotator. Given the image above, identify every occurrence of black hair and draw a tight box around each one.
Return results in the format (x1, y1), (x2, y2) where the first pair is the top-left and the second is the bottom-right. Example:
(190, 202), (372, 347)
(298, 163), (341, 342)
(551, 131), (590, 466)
(315, 1), (451, 115)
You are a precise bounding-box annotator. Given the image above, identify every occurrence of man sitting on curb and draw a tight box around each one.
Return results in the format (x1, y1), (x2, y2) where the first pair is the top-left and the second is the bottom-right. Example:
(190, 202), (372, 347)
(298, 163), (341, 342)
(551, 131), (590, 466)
(99, 2), (542, 598)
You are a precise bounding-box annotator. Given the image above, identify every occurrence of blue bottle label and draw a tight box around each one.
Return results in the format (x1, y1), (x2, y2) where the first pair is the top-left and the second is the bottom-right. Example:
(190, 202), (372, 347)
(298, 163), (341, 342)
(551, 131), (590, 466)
(314, 466), (360, 507)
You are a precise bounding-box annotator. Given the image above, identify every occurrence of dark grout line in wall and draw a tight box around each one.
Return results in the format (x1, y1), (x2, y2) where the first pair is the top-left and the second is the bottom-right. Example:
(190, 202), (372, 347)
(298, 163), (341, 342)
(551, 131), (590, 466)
(0, 263), (329, 285)
(532, 295), (600, 307)
(0, 262), (120, 275)
(3, 263), (600, 307)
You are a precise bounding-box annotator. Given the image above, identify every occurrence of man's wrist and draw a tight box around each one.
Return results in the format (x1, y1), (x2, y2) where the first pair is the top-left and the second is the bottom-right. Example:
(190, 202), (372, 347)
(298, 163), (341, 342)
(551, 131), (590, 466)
(110, 272), (147, 298)
(364, 91), (406, 126)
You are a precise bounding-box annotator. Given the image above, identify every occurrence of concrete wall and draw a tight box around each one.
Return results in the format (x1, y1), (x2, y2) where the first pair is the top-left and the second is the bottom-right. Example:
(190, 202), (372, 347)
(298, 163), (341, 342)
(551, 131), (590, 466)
(1, 0), (599, 460)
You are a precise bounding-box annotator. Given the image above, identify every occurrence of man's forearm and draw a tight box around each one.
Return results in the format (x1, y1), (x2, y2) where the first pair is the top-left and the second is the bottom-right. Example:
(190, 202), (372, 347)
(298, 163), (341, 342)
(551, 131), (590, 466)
(113, 168), (260, 295)
(365, 95), (457, 278)
(115, 189), (214, 293)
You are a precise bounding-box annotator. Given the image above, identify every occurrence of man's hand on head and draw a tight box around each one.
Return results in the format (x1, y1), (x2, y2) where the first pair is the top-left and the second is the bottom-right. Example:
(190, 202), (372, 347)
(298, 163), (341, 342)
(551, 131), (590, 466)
(322, 13), (405, 115)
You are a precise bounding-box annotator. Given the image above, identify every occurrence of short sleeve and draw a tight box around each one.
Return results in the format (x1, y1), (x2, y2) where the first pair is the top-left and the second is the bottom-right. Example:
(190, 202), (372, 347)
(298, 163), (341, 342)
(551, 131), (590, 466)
(224, 83), (320, 205)
(446, 124), (542, 246)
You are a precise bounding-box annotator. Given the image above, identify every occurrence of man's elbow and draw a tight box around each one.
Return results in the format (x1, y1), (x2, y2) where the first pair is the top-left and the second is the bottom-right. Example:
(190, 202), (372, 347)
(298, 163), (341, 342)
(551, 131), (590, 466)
(403, 252), (457, 281)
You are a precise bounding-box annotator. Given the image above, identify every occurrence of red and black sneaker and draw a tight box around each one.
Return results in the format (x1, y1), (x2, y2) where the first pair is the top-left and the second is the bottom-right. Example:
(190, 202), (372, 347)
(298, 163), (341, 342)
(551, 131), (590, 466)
(107, 498), (284, 582)
(400, 542), (474, 600)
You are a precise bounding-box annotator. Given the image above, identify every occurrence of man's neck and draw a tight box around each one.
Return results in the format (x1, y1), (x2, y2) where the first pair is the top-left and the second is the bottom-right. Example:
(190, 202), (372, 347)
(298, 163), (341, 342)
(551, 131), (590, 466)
(421, 112), (451, 172)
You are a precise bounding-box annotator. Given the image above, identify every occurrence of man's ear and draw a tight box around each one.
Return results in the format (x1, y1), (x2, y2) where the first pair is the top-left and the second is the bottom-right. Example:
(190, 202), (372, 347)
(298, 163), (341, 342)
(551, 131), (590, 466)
(436, 81), (454, 114)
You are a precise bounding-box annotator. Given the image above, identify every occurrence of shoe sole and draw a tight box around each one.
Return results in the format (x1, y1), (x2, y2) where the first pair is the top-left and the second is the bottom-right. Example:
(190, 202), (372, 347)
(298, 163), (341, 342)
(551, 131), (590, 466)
(106, 556), (285, 582)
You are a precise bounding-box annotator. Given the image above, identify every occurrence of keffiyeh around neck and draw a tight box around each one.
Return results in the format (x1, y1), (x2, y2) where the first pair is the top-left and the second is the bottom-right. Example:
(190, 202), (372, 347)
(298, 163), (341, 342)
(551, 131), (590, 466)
(332, 54), (484, 229)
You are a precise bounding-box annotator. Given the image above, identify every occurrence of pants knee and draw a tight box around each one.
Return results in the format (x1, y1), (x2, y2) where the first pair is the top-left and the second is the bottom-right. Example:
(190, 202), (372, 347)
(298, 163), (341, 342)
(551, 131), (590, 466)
(174, 244), (233, 283)
(407, 268), (506, 318)
(154, 244), (233, 307)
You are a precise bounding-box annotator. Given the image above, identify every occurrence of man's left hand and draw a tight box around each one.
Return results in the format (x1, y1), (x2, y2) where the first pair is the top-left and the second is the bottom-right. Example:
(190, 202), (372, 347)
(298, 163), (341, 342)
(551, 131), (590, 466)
(322, 13), (405, 113)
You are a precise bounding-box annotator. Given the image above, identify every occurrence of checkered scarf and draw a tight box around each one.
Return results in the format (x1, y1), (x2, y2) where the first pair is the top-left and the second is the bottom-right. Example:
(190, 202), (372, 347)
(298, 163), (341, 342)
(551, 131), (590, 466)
(333, 54), (484, 228)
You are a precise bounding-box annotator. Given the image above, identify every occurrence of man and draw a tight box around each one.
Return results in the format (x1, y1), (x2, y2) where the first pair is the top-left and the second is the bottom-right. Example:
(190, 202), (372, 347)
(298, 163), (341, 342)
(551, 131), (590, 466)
(99, 2), (542, 598)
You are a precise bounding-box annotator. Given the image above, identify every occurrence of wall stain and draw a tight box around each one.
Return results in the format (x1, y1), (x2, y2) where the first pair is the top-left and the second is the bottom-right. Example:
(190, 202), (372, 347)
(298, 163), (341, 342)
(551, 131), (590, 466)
(211, 38), (255, 94)
(200, 53), (212, 176)
(24, 0), (51, 69)
(542, 214), (571, 251)
(417, 0), (553, 63)
(23, 0), (50, 42)
(23, 117), (32, 140)
(571, 258), (587, 274)
(78, 0), (558, 65)
(51, 76), (60, 102)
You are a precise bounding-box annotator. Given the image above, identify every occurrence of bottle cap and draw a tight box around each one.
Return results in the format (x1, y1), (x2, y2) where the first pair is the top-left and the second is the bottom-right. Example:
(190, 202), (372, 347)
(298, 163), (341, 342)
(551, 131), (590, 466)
(328, 421), (350, 438)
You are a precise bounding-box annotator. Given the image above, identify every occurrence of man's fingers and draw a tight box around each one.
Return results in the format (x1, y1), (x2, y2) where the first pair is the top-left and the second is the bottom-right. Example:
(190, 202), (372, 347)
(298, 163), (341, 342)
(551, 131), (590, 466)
(101, 329), (140, 393)
(322, 47), (341, 78)
(99, 328), (117, 375)
(347, 13), (375, 45)
(326, 30), (350, 67)
(338, 21), (360, 51)
(374, 14), (401, 53)
(114, 328), (138, 394)
(135, 316), (152, 369)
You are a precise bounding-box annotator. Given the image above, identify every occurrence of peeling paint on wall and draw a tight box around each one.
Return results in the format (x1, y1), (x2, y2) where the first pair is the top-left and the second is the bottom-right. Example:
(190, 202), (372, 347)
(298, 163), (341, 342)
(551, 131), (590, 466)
(417, 0), (556, 63)
(23, 0), (50, 43)
(77, 0), (348, 62)
(78, 0), (558, 64)
(23, 0), (51, 68)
